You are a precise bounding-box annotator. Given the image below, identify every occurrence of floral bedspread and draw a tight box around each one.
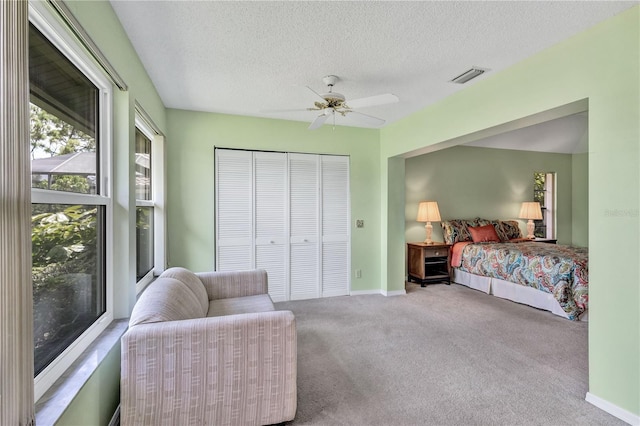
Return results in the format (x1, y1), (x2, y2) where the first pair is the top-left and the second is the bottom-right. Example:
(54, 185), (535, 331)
(456, 241), (588, 320)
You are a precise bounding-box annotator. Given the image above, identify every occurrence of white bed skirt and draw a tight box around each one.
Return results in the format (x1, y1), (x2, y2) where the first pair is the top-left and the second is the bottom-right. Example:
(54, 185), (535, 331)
(452, 269), (588, 321)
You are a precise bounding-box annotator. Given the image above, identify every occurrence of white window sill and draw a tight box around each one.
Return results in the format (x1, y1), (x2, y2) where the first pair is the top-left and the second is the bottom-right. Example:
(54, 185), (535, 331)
(35, 319), (128, 425)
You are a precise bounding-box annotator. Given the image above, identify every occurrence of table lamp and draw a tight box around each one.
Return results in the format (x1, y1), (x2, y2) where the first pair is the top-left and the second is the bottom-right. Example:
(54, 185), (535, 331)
(416, 201), (441, 244)
(519, 201), (543, 239)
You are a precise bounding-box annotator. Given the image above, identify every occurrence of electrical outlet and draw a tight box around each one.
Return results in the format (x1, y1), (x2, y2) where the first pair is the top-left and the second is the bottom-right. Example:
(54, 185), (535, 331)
(355, 269), (362, 278)
(356, 219), (364, 228)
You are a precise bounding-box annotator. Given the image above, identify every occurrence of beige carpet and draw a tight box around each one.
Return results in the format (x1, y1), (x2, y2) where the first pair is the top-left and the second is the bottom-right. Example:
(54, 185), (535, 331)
(275, 282), (624, 425)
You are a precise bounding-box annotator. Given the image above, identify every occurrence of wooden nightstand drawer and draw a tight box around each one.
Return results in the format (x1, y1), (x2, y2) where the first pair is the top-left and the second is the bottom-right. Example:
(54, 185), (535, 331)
(423, 247), (448, 258)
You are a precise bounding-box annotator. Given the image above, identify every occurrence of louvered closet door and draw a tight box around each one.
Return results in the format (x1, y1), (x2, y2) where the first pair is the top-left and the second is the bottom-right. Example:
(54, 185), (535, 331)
(321, 155), (350, 297)
(254, 152), (288, 302)
(289, 153), (320, 300)
(215, 149), (253, 271)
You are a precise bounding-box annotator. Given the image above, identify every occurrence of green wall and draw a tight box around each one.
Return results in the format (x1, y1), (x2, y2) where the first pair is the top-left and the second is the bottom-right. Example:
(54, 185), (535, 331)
(404, 146), (575, 245)
(382, 6), (639, 418)
(572, 152), (589, 247)
(165, 109), (381, 293)
(55, 342), (121, 426)
(383, 157), (406, 294)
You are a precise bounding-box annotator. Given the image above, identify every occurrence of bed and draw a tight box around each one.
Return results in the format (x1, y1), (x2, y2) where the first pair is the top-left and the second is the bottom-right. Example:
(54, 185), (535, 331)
(442, 218), (588, 321)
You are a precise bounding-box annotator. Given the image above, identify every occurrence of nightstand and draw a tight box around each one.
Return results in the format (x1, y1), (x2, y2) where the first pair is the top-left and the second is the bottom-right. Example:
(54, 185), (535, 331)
(532, 238), (557, 244)
(407, 242), (452, 286)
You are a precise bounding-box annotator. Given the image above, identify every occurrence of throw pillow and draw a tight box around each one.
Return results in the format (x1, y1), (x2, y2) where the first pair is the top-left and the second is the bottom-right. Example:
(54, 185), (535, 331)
(468, 224), (501, 243)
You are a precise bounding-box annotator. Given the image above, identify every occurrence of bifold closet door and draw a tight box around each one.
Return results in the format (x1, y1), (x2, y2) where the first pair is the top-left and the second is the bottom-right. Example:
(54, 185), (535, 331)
(215, 149), (350, 301)
(289, 153), (320, 300)
(321, 155), (350, 297)
(254, 152), (288, 302)
(215, 149), (253, 271)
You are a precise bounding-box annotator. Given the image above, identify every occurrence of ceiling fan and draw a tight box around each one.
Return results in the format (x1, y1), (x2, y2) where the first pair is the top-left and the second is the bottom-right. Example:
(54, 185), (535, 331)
(267, 75), (399, 130)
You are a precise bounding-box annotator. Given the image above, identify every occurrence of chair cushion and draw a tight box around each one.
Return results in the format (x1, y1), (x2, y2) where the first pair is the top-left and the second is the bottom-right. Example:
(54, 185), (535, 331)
(160, 267), (209, 316)
(207, 294), (275, 317)
(129, 278), (204, 326)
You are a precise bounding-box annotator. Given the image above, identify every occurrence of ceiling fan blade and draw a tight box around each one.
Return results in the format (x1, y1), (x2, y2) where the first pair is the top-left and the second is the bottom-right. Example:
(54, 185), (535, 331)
(348, 110), (386, 126)
(308, 112), (331, 130)
(305, 86), (327, 103)
(345, 93), (399, 109)
(261, 108), (313, 113)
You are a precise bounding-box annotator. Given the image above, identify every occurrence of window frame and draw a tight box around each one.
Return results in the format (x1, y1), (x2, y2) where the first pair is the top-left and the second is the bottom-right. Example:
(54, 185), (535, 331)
(533, 171), (556, 239)
(134, 109), (165, 294)
(542, 172), (556, 239)
(29, 1), (114, 402)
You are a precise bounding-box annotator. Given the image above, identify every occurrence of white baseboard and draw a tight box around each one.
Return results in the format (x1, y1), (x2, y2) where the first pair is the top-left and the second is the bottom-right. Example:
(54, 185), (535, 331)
(349, 289), (407, 296)
(108, 404), (120, 426)
(381, 289), (406, 296)
(350, 290), (382, 296)
(586, 392), (639, 425)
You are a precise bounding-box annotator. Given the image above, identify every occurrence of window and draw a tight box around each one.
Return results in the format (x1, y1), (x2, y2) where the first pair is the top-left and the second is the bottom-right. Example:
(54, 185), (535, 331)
(32, 204), (105, 374)
(135, 110), (165, 293)
(533, 172), (556, 238)
(135, 128), (154, 283)
(29, 9), (112, 400)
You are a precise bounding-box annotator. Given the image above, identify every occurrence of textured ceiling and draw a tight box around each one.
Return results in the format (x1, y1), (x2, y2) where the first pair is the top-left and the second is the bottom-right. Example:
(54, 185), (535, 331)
(465, 112), (588, 154)
(110, 0), (635, 133)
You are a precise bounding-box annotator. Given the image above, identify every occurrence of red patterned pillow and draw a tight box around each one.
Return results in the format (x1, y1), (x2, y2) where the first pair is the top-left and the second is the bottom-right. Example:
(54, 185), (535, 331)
(468, 224), (501, 243)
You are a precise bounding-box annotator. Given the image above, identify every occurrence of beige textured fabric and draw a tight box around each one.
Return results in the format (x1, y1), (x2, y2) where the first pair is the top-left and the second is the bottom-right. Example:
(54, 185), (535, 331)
(129, 278), (204, 326)
(121, 311), (297, 426)
(197, 269), (268, 300)
(207, 294), (274, 317)
(160, 267), (209, 315)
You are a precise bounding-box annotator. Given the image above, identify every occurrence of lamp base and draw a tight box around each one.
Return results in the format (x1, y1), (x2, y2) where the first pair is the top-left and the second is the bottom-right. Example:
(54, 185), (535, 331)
(424, 222), (434, 244)
(526, 219), (535, 239)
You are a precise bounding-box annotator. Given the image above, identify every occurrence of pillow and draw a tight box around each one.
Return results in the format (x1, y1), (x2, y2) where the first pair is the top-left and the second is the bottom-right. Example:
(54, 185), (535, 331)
(474, 218), (492, 227)
(492, 220), (523, 241)
(129, 278), (204, 327)
(468, 224), (501, 243)
(441, 219), (473, 244)
(442, 218), (523, 244)
(160, 267), (209, 316)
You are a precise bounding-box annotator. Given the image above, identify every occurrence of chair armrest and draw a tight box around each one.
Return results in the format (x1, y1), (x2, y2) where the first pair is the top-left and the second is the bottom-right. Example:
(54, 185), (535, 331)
(121, 311), (297, 426)
(196, 269), (268, 299)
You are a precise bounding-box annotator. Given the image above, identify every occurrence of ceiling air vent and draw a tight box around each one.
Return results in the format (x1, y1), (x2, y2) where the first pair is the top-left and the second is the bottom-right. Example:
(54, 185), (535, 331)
(449, 67), (489, 84)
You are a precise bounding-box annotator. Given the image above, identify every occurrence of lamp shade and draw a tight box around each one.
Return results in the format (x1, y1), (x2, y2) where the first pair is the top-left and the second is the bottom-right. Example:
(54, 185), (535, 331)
(416, 201), (441, 222)
(519, 202), (543, 220)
